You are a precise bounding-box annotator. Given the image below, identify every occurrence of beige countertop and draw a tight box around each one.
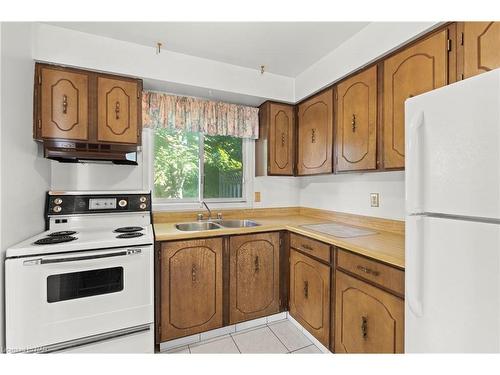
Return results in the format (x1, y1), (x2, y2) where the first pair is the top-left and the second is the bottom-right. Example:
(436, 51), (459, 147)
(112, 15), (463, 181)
(154, 210), (405, 269)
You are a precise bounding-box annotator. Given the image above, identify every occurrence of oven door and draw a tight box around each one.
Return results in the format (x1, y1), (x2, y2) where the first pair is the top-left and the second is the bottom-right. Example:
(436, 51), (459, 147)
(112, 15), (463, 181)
(5, 246), (153, 353)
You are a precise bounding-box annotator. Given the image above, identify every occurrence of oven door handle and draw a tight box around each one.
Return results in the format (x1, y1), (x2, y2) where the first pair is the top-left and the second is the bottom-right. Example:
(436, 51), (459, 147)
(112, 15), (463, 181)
(23, 249), (142, 266)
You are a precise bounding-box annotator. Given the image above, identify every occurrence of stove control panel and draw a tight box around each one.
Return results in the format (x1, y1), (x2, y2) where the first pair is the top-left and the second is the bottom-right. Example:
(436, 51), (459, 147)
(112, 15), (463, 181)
(47, 192), (151, 216)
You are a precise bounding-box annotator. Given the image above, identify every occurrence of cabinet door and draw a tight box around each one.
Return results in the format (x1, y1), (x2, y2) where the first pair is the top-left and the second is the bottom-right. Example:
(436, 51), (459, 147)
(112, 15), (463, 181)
(335, 270), (404, 353)
(229, 233), (280, 324)
(39, 67), (89, 140)
(97, 76), (139, 144)
(383, 29), (448, 169)
(160, 238), (223, 341)
(461, 22), (500, 79)
(297, 89), (333, 175)
(289, 249), (330, 346)
(269, 103), (295, 175)
(335, 66), (377, 172)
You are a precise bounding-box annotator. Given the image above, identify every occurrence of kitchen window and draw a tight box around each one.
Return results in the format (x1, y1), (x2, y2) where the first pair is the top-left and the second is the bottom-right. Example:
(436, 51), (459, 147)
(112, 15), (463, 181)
(152, 128), (252, 206)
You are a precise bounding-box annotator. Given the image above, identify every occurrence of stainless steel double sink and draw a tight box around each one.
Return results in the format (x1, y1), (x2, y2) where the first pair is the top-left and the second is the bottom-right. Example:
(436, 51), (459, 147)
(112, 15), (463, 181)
(175, 219), (261, 232)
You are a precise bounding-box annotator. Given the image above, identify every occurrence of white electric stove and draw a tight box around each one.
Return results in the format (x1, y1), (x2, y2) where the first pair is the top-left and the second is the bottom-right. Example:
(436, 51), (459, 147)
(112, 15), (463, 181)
(5, 191), (155, 353)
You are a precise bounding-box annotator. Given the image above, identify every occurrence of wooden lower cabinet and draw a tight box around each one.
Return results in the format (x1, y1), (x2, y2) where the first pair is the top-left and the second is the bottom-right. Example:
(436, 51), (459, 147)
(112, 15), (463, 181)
(160, 238), (223, 341)
(289, 249), (330, 346)
(334, 270), (404, 353)
(229, 232), (280, 324)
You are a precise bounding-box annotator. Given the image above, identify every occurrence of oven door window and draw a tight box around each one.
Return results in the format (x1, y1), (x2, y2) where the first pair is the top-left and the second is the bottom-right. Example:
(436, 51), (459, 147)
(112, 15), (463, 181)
(47, 267), (124, 303)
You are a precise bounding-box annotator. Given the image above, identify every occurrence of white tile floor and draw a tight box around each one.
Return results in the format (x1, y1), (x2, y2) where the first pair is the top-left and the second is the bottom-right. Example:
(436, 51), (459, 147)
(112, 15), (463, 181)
(161, 319), (324, 354)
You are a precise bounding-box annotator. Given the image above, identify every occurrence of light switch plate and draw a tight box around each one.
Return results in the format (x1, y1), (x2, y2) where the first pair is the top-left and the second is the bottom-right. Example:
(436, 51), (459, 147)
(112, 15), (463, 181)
(254, 191), (261, 203)
(370, 193), (379, 207)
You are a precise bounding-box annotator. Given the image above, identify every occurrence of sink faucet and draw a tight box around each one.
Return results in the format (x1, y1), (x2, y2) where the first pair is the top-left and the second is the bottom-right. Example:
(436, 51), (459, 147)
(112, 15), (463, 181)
(201, 201), (212, 220)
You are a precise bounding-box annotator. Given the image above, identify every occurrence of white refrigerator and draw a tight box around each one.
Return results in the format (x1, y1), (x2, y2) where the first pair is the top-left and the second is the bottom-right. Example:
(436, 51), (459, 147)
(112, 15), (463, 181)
(405, 69), (500, 353)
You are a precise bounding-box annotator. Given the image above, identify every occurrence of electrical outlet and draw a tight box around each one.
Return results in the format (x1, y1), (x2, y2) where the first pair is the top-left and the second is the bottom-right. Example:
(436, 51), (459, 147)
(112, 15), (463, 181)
(370, 193), (379, 207)
(254, 191), (261, 203)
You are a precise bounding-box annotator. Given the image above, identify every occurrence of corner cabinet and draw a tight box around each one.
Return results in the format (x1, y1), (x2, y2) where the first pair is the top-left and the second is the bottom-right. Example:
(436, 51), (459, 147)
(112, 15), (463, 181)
(458, 22), (500, 80)
(297, 89), (334, 175)
(382, 28), (450, 169)
(289, 248), (331, 347)
(335, 66), (378, 172)
(34, 63), (142, 146)
(229, 232), (280, 324)
(159, 238), (223, 341)
(256, 102), (295, 176)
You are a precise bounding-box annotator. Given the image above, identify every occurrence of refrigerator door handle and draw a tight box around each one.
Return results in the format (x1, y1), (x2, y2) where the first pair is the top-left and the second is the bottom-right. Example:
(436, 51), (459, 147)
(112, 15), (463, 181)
(407, 215), (424, 317)
(407, 111), (425, 214)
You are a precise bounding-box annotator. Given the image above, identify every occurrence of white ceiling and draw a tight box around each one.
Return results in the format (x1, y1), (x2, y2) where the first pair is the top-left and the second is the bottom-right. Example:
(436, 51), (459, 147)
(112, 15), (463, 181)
(47, 22), (368, 77)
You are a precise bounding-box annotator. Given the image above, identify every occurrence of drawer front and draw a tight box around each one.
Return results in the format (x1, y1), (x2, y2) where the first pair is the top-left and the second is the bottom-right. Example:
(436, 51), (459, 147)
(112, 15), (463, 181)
(336, 249), (404, 296)
(290, 233), (331, 263)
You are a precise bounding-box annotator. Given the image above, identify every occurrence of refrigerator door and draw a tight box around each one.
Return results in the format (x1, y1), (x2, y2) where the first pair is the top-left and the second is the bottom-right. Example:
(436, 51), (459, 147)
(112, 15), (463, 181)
(406, 215), (500, 352)
(405, 69), (500, 219)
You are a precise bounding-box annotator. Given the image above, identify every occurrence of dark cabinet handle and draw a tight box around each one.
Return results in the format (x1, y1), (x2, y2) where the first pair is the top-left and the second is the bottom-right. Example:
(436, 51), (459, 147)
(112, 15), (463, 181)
(311, 128), (316, 143)
(281, 132), (286, 147)
(302, 244), (313, 251)
(361, 316), (368, 339)
(115, 101), (120, 120)
(303, 280), (309, 299)
(351, 114), (356, 132)
(357, 265), (380, 277)
(62, 95), (68, 114)
(254, 256), (260, 272)
(191, 264), (197, 282)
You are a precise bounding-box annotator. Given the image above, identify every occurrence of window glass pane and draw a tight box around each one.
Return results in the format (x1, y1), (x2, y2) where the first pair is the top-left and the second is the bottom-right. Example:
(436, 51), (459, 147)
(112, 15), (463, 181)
(204, 135), (243, 199)
(154, 129), (200, 199)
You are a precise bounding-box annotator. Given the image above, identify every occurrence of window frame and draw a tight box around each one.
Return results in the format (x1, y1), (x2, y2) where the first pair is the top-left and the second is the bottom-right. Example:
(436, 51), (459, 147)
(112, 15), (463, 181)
(143, 129), (254, 212)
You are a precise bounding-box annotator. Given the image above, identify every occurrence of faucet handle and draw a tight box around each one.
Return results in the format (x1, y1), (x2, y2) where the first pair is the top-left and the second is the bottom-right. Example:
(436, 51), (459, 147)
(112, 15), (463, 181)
(196, 213), (204, 221)
(217, 212), (223, 220)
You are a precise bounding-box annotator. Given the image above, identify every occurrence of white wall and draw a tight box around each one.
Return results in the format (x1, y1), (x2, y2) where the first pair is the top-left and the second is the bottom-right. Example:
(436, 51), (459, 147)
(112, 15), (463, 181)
(253, 177), (300, 208)
(0, 23), (51, 352)
(299, 172), (405, 220)
(295, 22), (439, 101)
(32, 23), (295, 104)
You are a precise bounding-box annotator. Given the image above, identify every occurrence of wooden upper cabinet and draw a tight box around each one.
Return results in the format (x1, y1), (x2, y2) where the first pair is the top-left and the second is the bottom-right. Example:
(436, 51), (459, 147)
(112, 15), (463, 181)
(256, 102), (295, 176)
(160, 238), (223, 341)
(335, 66), (378, 172)
(34, 63), (142, 146)
(269, 103), (295, 175)
(289, 249), (330, 346)
(97, 76), (140, 144)
(229, 232), (280, 324)
(297, 89), (333, 175)
(38, 66), (89, 141)
(335, 270), (404, 353)
(459, 22), (500, 79)
(383, 29), (449, 169)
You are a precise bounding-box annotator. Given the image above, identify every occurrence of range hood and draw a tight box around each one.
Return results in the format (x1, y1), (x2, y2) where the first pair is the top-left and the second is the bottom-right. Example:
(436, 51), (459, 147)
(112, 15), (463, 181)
(43, 140), (138, 165)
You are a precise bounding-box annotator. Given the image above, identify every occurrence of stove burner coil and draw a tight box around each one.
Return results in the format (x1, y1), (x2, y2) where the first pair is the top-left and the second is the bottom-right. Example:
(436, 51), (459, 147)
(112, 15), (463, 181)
(114, 226), (144, 233)
(116, 232), (145, 239)
(48, 231), (77, 237)
(34, 236), (77, 245)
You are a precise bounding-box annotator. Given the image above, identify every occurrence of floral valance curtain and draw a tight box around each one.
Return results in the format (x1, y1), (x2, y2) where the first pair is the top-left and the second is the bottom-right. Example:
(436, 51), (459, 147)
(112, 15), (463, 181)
(142, 91), (259, 139)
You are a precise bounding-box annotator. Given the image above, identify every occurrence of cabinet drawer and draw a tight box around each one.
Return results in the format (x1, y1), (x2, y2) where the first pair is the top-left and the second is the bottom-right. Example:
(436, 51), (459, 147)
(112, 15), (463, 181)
(290, 233), (330, 263)
(336, 249), (404, 296)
